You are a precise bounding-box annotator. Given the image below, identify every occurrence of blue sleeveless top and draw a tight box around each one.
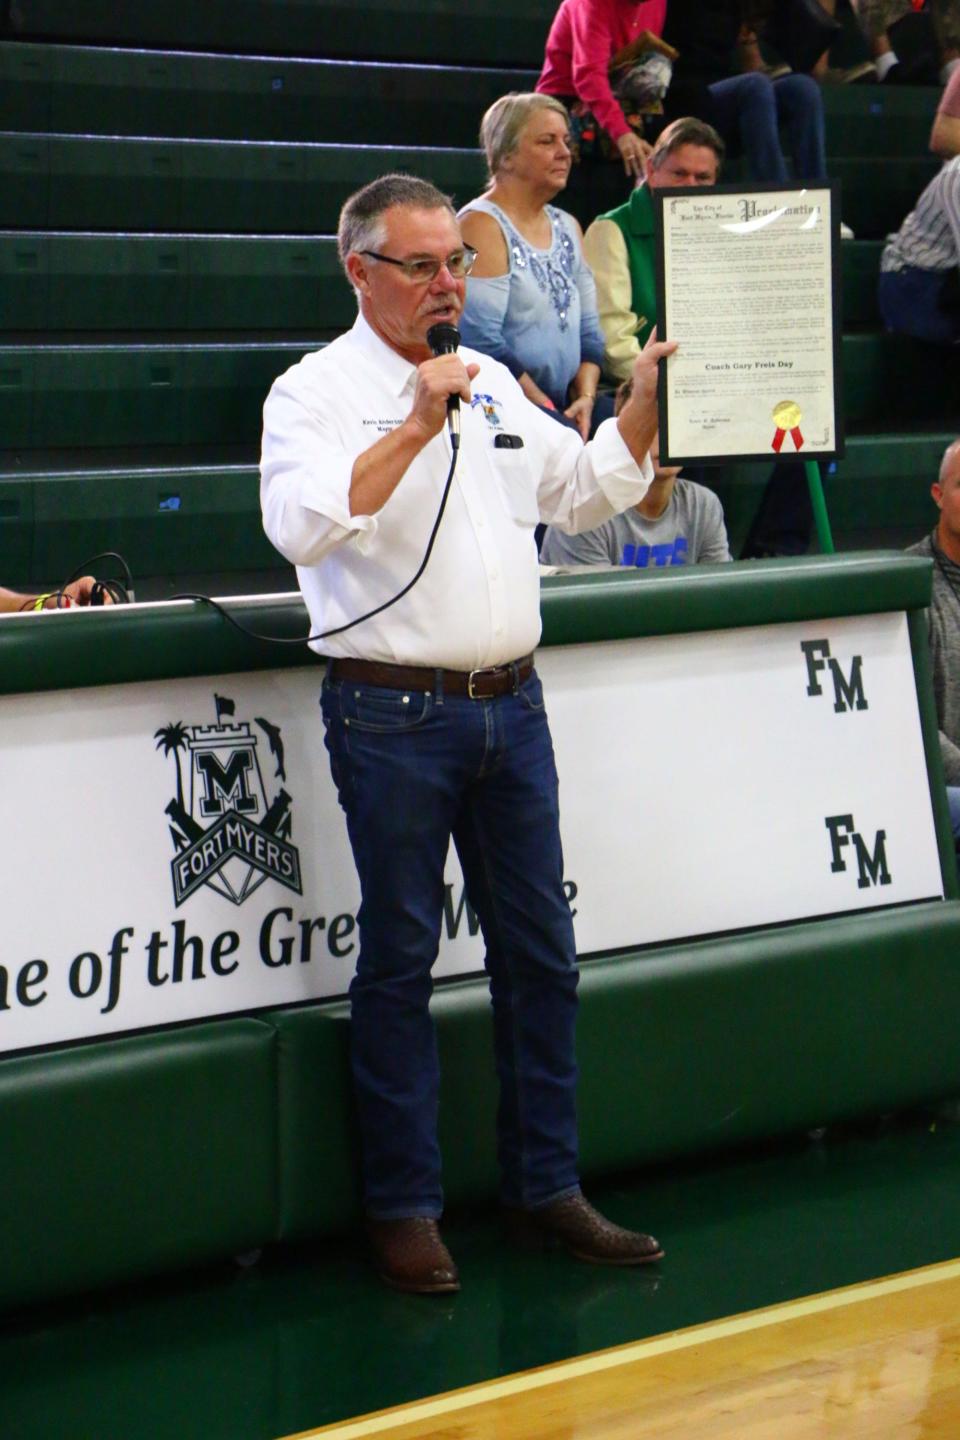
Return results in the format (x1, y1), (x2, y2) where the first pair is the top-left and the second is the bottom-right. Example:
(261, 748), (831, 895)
(458, 198), (605, 409)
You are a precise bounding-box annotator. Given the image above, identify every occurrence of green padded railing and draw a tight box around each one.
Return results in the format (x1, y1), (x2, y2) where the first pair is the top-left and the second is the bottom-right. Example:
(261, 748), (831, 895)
(0, 551), (935, 694)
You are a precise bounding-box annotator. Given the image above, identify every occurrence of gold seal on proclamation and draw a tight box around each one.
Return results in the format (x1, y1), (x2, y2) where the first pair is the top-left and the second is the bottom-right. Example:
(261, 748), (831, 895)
(772, 400), (802, 431)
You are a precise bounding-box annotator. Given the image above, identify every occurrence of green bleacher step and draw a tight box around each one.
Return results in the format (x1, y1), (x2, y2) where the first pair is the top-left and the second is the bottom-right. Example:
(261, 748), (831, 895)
(0, 462), (280, 584)
(0, 232), (886, 331)
(0, 132), (489, 234)
(7, 0), (558, 67)
(0, 131), (933, 240)
(713, 429), (956, 555)
(0, 232), (352, 331)
(0, 333), (951, 450)
(820, 84), (938, 158)
(0, 41), (535, 148)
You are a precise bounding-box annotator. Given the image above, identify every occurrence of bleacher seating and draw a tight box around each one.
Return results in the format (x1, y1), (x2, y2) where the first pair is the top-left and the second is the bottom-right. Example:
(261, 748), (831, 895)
(0, 4), (952, 587)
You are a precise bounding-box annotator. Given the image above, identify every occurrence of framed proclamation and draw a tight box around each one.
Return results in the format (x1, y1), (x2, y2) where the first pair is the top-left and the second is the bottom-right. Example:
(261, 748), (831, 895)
(654, 183), (843, 465)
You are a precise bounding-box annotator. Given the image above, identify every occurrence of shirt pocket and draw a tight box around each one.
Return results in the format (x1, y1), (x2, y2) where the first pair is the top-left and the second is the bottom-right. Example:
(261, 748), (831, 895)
(489, 445), (539, 527)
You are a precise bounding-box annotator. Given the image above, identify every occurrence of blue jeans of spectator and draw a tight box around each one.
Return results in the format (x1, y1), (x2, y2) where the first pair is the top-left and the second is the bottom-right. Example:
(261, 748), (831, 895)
(709, 72), (827, 183)
(879, 267), (960, 345)
(320, 668), (580, 1219)
(947, 787), (960, 844)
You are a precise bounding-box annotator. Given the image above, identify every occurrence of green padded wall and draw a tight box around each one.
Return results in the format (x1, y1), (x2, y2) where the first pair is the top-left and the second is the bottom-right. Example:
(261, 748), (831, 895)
(0, 1019), (277, 1310)
(266, 902), (960, 1233)
(264, 1002), (359, 1239)
(576, 901), (960, 1176)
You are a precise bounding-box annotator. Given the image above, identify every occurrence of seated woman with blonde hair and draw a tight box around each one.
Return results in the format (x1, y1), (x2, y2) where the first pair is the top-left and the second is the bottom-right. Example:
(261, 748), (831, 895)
(458, 93), (611, 439)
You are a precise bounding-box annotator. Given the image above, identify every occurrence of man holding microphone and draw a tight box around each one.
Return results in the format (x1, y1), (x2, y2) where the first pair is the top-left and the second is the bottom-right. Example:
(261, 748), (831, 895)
(260, 173), (674, 1295)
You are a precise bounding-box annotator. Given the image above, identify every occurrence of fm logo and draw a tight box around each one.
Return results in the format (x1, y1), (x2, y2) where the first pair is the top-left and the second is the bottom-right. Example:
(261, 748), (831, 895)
(825, 814), (891, 889)
(801, 639), (868, 713)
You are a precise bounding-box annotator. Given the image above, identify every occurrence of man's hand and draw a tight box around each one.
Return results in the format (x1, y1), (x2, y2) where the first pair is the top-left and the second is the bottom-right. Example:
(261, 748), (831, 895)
(407, 355), (481, 443)
(349, 354), (481, 518)
(616, 327), (678, 467)
(615, 130), (651, 179)
(627, 326), (677, 410)
(65, 576), (112, 606)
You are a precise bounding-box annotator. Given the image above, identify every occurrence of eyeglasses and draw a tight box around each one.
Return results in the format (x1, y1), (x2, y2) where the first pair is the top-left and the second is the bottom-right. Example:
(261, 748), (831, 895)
(359, 247), (478, 282)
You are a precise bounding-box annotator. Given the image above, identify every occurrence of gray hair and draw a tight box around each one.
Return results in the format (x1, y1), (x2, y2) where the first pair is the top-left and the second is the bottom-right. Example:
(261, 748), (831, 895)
(940, 439), (960, 485)
(479, 92), (570, 181)
(337, 173), (456, 271)
(648, 116), (725, 175)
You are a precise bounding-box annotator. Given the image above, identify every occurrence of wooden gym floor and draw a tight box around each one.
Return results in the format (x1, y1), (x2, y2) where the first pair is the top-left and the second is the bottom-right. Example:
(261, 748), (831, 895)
(3, 1108), (960, 1439)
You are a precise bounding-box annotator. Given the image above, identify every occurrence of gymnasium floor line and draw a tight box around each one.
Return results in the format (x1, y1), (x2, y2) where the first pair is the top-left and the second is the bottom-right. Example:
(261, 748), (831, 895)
(288, 1258), (960, 1440)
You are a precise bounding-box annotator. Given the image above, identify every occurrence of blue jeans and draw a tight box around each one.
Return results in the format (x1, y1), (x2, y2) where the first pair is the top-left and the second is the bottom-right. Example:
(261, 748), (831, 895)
(709, 72), (827, 183)
(879, 267), (960, 345)
(320, 667), (580, 1219)
(948, 787), (960, 843)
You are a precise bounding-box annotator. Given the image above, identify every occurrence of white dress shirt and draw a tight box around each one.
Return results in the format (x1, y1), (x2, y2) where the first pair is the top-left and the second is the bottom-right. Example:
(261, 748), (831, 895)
(260, 313), (653, 670)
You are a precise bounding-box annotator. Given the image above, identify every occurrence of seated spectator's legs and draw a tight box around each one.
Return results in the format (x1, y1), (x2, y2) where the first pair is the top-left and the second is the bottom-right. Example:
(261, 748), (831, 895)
(591, 391), (616, 432)
(708, 73), (788, 183)
(773, 74), (828, 183)
(879, 267), (960, 343)
(947, 785), (960, 843)
(740, 461), (815, 559)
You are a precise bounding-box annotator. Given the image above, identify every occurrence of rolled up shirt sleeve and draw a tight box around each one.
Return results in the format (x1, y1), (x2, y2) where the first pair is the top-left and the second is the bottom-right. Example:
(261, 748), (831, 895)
(527, 406), (653, 534)
(260, 375), (378, 567)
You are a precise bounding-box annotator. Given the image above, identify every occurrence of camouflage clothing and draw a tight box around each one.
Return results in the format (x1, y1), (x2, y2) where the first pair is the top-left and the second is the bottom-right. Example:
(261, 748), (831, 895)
(851, 0), (960, 49)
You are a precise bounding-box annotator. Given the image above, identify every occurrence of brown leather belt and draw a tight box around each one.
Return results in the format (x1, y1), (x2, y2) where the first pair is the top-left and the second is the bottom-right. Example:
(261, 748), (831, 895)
(328, 654), (535, 700)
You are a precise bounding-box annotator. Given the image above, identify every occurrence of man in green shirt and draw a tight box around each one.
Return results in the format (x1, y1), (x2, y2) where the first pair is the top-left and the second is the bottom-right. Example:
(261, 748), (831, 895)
(583, 117), (724, 381)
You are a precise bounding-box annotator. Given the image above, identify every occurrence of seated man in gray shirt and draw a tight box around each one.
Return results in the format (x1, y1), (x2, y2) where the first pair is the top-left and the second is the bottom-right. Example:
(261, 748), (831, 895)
(907, 438), (960, 843)
(540, 381), (731, 569)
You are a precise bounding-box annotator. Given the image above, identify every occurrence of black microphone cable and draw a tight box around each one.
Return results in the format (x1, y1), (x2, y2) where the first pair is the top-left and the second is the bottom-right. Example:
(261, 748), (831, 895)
(172, 438), (460, 646)
(16, 551), (135, 611)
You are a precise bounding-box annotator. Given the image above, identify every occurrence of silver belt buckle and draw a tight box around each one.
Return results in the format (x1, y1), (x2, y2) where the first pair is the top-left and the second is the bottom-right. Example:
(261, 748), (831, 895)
(468, 665), (498, 699)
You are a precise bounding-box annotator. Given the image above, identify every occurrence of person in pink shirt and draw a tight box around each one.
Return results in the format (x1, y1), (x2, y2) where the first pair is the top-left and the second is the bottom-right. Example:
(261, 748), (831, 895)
(536, 0), (668, 178)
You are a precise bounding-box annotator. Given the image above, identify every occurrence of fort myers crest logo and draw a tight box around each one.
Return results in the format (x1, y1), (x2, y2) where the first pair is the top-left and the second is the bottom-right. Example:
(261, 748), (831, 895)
(155, 695), (302, 907)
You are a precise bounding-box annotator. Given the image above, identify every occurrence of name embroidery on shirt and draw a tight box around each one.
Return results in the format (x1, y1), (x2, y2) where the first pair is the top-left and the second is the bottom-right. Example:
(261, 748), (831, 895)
(362, 417), (404, 434)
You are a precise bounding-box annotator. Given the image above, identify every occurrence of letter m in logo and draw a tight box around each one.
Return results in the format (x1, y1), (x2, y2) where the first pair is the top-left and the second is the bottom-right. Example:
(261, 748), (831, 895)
(196, 747), (258, 817)
(830, 655), (867, 714)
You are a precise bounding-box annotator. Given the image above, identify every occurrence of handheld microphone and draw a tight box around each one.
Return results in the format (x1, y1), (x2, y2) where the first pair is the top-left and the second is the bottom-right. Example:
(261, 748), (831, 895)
(426, 322), (462, 451)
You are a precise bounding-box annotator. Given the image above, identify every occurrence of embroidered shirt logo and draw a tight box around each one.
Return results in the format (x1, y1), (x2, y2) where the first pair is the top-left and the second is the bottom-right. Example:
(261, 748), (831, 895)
(471, 392), (504, 429)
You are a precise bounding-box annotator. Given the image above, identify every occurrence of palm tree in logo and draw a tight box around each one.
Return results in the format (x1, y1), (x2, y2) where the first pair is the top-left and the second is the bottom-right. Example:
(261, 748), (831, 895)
(155, 722), (189, 810)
